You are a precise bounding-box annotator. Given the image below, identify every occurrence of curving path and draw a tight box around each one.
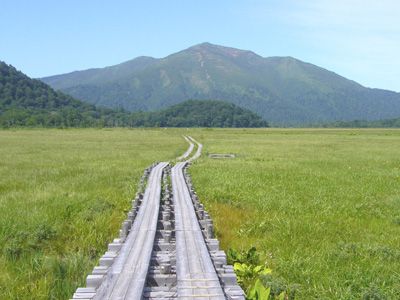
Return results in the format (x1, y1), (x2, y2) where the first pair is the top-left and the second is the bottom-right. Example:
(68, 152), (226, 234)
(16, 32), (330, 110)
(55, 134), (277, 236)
(186, 136), (203, 163)
(71, 136), (244, 300)
(176, 136), (195, 161)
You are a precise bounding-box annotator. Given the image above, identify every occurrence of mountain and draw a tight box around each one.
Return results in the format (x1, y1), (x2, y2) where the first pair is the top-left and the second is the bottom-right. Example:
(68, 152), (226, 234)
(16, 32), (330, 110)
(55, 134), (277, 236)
(129, 100), (268, 127)
(0, 61), (132, 127)
(43, 56), (157, 90)
(41, 43), (400, 126)
(0, 61), (266, 128)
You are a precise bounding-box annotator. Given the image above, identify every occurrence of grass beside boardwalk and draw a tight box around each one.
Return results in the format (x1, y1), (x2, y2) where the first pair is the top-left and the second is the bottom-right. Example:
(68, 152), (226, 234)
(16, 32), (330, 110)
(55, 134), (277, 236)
(189, 129), (400, 299)
(0, 128), (185, 299)
(1, 128), (400, 299)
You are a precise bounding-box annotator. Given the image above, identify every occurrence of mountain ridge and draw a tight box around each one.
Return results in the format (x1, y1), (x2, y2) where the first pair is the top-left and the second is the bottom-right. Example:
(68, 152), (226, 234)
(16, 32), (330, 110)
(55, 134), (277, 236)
(0, 60), (267, 128)
(41, 42), (400, 125)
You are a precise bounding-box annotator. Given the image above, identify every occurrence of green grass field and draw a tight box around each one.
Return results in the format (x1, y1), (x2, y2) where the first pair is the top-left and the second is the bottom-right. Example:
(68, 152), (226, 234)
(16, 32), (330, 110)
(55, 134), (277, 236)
(1, 128), (399, 299)
(0, 129), (185, 299)
(190, 129), (400, 299)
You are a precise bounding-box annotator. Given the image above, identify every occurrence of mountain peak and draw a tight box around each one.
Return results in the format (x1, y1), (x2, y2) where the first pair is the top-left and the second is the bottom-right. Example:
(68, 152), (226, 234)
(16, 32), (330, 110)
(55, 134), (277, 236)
(187, 42), (260, 58)
(40, 43), (400, 125)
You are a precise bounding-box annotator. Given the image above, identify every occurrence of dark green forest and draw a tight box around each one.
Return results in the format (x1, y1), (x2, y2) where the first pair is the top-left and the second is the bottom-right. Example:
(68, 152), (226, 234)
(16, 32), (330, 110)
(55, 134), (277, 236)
(0, 61), (268, 128)
(0, 61), (131, 127)
(129, 100), (268, 127)
(324, 118), (400, 128)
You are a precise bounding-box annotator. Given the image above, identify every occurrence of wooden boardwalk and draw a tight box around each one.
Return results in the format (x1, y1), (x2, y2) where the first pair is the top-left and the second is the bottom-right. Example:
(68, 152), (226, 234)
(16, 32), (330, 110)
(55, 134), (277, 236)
(71, 136), (244, 300)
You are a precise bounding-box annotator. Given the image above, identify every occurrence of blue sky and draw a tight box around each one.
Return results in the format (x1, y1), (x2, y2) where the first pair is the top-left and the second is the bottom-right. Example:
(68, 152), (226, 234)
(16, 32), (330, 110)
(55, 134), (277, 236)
(1, 0), (399, 91)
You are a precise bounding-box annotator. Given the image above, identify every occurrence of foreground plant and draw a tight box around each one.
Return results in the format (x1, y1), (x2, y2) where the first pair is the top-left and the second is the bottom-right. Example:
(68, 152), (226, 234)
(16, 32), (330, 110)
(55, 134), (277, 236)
(228, 247), (288, 299)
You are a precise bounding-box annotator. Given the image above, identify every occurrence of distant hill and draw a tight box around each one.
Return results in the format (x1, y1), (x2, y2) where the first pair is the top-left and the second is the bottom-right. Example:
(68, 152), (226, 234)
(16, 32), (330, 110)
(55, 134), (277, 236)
(129, 100), (268, 127)
(0, 61), (132, 127)
(41, 42), (400, 126)
(0, 62), (266, 128)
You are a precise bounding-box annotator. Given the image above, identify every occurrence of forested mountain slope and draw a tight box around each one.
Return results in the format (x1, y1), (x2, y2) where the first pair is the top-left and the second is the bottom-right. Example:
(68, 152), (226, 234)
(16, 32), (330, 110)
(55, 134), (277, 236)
(42, 43), (400, 125)
(0, 62), (267, 128)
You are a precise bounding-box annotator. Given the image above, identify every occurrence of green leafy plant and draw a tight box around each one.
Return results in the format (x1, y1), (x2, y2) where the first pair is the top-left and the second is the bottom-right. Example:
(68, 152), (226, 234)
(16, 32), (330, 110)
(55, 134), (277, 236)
(234, 262), (272, 287)
(228, 246), (260, 265)
(247, 279), (271, 300)
(229, 247), (288, 299)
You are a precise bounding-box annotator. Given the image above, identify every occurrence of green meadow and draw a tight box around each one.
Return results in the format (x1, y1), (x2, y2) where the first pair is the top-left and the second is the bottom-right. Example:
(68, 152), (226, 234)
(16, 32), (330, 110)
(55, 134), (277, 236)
(190, 129), (400, 299)
(1, 128), (400, 299)
(0, 129), (185, 299)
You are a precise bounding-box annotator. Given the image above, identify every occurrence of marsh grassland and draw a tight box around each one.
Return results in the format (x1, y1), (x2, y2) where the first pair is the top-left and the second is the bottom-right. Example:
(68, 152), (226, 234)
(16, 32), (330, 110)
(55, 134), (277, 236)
(0, 129), (185, 299)
(190, 129), (400, 299)
(1, 128), (399, 299)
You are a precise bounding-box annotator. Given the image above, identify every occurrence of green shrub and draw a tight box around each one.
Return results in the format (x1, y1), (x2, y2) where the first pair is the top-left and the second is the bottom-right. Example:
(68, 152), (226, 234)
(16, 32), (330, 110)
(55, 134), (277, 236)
(229, 247), (288, 300)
